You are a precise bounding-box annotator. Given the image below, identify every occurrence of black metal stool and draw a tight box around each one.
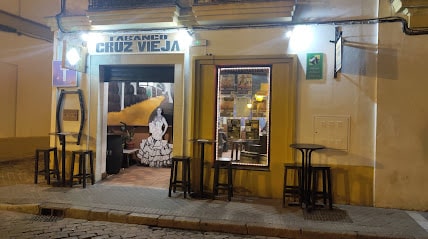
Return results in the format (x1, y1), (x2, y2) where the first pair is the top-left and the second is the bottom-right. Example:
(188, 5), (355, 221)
(70, 150), (95, 188)
(213, 157), (233, 201)
(282, 163), (302, 207)
(312, 165), (333, 209)
(168, 156), (191, 198)
(34, 147), (60, 185)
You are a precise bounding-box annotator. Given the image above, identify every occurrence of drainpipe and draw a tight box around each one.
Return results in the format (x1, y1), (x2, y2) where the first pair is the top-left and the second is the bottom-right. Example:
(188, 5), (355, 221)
(56, 0), (68, 33)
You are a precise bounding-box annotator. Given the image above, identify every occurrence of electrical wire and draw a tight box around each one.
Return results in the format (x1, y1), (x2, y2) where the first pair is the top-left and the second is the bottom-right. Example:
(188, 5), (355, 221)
(56, 0), (69, 33)
(191, 16), (428, 36)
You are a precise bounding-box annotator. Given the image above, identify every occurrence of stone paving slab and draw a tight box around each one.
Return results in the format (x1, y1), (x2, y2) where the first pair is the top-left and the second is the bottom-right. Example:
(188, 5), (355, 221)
(0, 184), (427, 239)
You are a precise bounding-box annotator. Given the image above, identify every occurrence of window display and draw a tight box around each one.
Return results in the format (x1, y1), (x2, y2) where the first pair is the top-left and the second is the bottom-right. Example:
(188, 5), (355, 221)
(216, 66), (270, 167)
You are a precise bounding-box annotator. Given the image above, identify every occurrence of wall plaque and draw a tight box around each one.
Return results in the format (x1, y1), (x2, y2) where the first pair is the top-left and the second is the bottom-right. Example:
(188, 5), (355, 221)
(63, 109), (79, 121)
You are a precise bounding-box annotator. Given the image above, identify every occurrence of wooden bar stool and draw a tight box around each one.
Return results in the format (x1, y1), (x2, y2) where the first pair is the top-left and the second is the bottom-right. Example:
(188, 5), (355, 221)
(213, 157), (233, 201)
(34, 147), (60, 185)
(70, 150), (95, 188)
(168, 156), (191, 198)
(312, 165), (333, 209)
(282, 163), (302, 207)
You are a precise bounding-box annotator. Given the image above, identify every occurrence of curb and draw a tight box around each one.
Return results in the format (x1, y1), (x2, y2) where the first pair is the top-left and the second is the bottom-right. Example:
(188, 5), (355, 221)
(0, 203), (410, 239)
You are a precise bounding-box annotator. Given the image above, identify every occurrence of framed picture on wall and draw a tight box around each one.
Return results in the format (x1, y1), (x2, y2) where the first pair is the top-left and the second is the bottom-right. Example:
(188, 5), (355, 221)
(52, 60), (78, 87)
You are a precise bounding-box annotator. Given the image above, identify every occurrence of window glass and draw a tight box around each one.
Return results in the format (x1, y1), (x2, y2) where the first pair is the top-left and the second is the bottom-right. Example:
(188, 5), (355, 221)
(216, 66), (270, 168)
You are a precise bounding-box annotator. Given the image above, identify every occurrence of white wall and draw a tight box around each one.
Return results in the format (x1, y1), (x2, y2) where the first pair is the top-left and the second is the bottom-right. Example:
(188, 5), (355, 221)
(0, 32), (53, 137)
(0, 1), (59, 138)
(287, 24), (377, 169)
(376, 21), (428, 210)
(0, 0), (60, 24)
(0, 62), (17, 137)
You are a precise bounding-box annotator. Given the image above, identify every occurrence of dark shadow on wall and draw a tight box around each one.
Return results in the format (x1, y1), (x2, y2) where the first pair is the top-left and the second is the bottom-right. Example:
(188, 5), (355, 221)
(341, 43), (376, 77)
(377, 47), (398, 80)
(341, 41), (397, 80)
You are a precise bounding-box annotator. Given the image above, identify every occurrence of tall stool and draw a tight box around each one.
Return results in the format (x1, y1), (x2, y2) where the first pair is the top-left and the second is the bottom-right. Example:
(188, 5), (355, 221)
(70, 150), (95, 188)
(168, 156), (191, 198)
(34, 147), (60, 185)
(311, 165), (333, 209)
(213, 157), (233, 201)
(282, 163), (302, 207)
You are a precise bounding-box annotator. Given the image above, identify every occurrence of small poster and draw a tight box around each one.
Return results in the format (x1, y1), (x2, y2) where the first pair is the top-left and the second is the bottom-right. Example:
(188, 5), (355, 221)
(227, 119), (241, 139)
(306, 53), (323, 80)
(52, 60), (78, 87)
(245, 119), (259, 140)
(220, 74), (235, 93)
(237, 74), (252, 94)
(220, 95), (234, 117)
(235, 96), (251, 117)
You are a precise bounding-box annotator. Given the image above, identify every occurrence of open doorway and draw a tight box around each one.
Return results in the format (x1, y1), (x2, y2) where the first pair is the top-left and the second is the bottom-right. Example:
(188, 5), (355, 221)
(100, 166), (170, 189)
(101, 64), (175, 189)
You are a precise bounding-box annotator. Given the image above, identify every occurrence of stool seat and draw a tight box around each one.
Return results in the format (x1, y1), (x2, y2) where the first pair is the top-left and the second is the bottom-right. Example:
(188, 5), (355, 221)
(34, 147), (60, 185)
(70, 150), (95, 188)
(213, 157), (233, 201)
(169, 156), (191, 198)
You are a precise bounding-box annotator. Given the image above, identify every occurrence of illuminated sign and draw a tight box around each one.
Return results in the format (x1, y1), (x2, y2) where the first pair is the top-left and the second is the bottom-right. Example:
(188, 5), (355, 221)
(87, 33), (185, 54)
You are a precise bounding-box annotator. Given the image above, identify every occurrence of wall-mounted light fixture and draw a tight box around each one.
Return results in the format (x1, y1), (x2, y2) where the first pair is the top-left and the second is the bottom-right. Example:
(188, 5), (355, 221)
(62, 40), (87, 73)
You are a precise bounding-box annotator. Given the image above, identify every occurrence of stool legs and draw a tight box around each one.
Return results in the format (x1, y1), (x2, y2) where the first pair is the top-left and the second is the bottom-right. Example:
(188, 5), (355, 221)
(213, 158), (233, 201)
(227, 163), (233, 200)
(311, 166), (333, 209)
(213, 164), (219, 198)
(34, 148), (60, 185)
(53, 149), (60, 182)
(181, 160), (190, 197)
(282, 164), (302, 207)
(70, 150), (95, 188)
(44, 151), (50, 184)
(70, 152), (76, 187)
(169, 156), (191, 198)
(168, 163), (174, 197)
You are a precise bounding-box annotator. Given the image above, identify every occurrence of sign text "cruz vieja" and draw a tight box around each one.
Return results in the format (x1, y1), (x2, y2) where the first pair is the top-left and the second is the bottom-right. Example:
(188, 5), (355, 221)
(94, 34), (181, 53)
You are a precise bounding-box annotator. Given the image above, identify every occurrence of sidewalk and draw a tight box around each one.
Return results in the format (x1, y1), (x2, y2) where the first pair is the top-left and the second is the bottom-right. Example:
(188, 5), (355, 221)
(0, 158), (427, 239)
(0, 182), (427, 239)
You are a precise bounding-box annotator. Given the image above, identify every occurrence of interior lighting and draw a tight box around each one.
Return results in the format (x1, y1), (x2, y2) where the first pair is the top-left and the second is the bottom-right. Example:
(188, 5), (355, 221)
(255, 94), (264, 102)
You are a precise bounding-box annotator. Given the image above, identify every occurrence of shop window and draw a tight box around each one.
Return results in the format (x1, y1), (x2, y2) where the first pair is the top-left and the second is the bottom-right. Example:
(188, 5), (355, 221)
(216, 66), (270, 168)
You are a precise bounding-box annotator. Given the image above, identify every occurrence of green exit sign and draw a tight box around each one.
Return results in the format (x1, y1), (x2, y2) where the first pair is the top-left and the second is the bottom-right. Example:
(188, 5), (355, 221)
(192, 39), (208, 46)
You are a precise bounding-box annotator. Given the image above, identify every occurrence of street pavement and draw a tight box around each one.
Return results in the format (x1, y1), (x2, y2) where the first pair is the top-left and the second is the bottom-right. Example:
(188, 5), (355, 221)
(0, 210), (281, 239)
(0, 158), (427, 239)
